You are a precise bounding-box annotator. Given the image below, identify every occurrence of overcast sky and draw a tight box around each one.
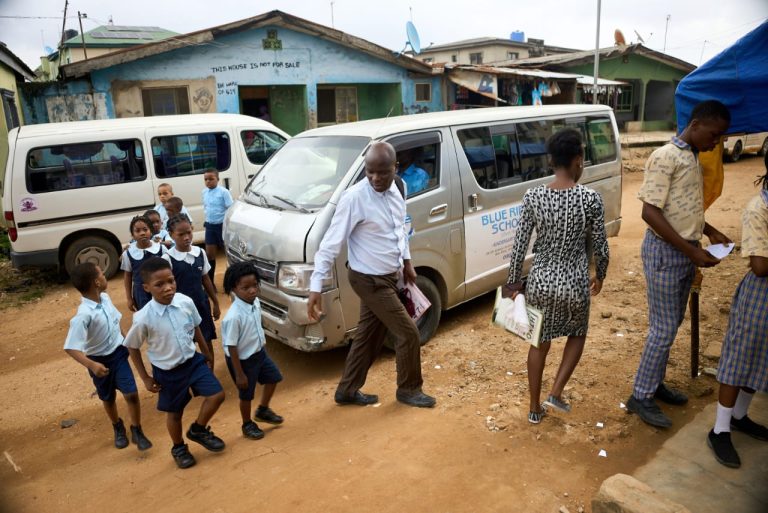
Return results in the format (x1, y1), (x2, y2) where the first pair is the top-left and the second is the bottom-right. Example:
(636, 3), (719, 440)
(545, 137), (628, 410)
(2, 0), (766, 72)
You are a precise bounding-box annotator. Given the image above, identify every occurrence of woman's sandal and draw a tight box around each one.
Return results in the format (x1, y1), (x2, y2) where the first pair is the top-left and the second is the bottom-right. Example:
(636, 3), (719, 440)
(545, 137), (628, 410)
(528, 404), (548, 424)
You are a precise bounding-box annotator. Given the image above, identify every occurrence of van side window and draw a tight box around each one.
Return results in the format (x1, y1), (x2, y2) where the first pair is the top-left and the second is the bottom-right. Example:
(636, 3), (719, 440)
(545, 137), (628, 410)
(457, 127), (497, 189)
(26, 139), (146, 194)
(387, 132), (441, 198)
(241, 130), (287, 165)
(151, 132), (230, 177)
(587, 118), (617, 164)
(516, 120), (554, 182)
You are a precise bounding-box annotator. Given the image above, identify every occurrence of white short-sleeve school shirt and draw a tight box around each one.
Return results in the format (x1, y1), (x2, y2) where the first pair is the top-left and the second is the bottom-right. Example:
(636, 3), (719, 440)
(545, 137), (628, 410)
(64, 293), (124, 356)
(120, 241), (166, 272)
(221, 296), (266, 359)
(123, 293), (202, 370)
(161, 245), (211, 274)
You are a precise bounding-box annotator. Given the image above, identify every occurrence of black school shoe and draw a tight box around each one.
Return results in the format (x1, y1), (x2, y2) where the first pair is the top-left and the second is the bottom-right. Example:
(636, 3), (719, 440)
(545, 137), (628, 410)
(254, 406), (284, 425)
(626, 395), (672, 428)
(113, 418), (129, 449)
(242, 421), (265, 440)
(171, 443), (196, 469)
(396, 390), (437, 408)
(186, 422), (226, 452)
(654, 383), (688, 405)
(707, 429), (741, 468)
(334, 390), (379, 406)
(130, 425), (153, 451)
(731, 415), (768, 441)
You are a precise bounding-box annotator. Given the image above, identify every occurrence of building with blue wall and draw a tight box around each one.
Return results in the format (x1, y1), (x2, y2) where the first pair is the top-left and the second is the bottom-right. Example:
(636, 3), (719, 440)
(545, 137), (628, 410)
(26, 11), (441, 134)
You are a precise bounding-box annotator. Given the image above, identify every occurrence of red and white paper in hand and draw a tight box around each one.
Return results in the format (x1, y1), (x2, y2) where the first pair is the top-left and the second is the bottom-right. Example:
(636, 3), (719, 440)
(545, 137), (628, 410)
(397, 279), (432, 322)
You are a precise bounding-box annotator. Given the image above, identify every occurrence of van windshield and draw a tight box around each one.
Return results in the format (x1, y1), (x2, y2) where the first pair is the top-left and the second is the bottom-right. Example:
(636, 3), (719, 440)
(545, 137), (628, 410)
(244, 136), (369, 212)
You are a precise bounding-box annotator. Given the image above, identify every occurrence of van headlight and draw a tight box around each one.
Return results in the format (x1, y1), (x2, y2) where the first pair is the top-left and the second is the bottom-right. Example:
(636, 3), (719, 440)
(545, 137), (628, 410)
(278, 263), (335, 296)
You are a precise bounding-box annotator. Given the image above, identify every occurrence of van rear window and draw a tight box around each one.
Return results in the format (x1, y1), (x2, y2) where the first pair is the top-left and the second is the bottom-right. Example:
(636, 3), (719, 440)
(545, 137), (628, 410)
(151, 132), (231, 177)
(26, 139), (146, 194)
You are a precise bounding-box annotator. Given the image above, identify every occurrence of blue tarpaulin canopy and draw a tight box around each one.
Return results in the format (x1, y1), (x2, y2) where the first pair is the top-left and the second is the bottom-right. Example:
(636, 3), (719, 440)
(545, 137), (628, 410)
(676, 20), (768, 134)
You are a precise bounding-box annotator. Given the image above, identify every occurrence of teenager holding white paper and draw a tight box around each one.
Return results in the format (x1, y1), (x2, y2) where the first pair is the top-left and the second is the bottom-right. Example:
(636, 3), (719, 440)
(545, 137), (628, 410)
(503, 128), (609, 424)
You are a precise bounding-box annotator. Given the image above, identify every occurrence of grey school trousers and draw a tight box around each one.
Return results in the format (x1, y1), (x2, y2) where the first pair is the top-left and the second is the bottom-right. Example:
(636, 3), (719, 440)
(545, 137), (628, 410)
(336, 269), (424, 396)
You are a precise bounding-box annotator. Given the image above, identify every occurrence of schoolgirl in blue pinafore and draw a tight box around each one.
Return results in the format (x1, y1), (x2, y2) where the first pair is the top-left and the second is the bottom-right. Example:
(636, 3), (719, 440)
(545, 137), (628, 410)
(164, 247), (217, 341)
(121, 216), (167, 311)
(163, 214), (221, 353)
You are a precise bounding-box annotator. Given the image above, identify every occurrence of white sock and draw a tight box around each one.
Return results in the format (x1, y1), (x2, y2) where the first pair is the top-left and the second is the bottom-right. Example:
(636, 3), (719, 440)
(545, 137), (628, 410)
(732, 390), (754, 420)
(714, 403), (733, 434)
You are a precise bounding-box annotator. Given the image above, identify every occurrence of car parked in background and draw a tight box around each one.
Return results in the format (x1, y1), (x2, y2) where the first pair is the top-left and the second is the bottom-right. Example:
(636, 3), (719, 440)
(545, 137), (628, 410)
(723, 132), (768, 162)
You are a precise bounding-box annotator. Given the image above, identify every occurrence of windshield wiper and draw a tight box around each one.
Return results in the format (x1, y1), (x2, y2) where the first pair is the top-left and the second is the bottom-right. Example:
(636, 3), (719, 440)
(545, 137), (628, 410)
(247, 190), (283, 211)
(272, 194), (310, 214)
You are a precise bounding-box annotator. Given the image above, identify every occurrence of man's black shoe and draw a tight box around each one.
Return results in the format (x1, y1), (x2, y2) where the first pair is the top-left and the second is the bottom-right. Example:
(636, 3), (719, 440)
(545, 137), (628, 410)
(113, 418), (129, 449)
(396, 390), (436, 408)
(731, 415), (768, 441)
(242, 421), (265, 440)
(186, 423), (226, 452)
(626, 395), (672, 428)
(707, 429), (741, 468)
(171, 443), (196, 469)
(130, 425), (153, 451)
(654, 383), (688, 405)
(255, 406), (284, 425)
(334, 390), (379, 406)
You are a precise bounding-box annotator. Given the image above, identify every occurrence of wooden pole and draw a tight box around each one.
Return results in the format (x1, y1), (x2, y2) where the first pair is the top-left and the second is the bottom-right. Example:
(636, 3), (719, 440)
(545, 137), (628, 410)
(56, 0), (69, 72)
(78, 12), (87, 60)
(690, 291), (700, 378)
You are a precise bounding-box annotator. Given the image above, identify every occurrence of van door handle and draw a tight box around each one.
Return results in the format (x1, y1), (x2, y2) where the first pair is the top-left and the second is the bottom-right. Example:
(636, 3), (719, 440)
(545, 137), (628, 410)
(468, 193), (482, 212)
(247, 174), (254, 179)
(429, 204), (448, 217)
(224, 178), (231, 189)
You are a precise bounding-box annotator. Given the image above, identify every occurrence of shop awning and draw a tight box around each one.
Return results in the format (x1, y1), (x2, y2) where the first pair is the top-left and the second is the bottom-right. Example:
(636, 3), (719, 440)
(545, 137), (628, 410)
(448, 69), (508, 103)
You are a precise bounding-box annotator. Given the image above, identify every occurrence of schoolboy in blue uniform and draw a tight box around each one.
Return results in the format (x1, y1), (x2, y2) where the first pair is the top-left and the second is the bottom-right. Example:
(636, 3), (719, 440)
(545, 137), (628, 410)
(202, 169), (233, 286)
(64, 262), (152, 451)
(222, 262), (284, 440)
(124, 257), (225, 469)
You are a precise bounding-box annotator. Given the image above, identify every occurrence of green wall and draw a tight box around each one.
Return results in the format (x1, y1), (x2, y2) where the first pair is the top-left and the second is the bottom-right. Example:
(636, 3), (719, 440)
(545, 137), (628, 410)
(357, 83), (402, 120)
(565, 54), (688, 82)
(269, 85), (308, 136)
(0, 65), (26, 212)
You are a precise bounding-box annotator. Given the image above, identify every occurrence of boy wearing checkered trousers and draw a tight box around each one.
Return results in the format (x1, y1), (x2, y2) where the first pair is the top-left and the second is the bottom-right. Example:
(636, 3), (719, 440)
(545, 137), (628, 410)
(627, 100), (731, 428)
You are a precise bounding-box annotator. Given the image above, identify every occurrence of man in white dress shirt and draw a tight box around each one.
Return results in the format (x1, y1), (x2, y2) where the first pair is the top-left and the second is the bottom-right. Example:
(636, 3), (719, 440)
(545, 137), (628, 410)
(307, 142), (435, 408)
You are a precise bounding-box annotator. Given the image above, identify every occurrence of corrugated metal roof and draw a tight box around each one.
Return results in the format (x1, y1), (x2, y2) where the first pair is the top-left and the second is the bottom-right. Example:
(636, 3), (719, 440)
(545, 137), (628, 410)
(450, 65), (580, 80)
(63, 25), (178, 48)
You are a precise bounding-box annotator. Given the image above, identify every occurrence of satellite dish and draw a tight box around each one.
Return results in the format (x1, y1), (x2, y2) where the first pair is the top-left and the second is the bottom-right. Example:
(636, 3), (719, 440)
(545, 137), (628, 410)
(44, 46), (55, 56)
(614, 29), (626, 46)
(406, 21), (421, 54)
(633, 30), (645, 44)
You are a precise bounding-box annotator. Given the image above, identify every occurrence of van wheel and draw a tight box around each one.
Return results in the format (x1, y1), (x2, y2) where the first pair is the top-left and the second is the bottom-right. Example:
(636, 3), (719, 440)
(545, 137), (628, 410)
(384, 275), (442, 349)
(64, 237), (119, 278)
(727, 141), (743, 162)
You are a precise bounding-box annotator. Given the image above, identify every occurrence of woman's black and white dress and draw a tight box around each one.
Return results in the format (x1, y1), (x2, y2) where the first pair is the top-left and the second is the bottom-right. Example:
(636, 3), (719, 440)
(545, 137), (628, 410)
(507, 184), (609, 342)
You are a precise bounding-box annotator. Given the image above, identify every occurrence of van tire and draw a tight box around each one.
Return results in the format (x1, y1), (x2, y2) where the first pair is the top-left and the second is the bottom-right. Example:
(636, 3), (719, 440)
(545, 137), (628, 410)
(726, 141), (743, 162)
(384, 275), (442, 349)
(64, 237), (120, 279)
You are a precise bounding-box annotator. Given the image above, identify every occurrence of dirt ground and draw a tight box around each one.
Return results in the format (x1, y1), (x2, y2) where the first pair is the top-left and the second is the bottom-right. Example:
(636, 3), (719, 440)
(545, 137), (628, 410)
(0, 153), (764, 513)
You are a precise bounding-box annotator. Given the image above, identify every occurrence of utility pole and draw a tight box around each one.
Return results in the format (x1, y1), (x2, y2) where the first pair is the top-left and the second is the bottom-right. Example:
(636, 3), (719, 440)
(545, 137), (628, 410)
(663, 14), (671, 53)
(57, 0), (69, 70)
(330, 1), (335, 29)
(592, 0), (601, 104)
(78, 11), (88, 59)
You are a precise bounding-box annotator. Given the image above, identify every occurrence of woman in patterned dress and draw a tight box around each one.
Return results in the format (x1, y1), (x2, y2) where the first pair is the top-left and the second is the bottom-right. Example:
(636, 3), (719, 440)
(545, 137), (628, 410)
(504, 128), (610, 424)
(707, 153), (768, 468)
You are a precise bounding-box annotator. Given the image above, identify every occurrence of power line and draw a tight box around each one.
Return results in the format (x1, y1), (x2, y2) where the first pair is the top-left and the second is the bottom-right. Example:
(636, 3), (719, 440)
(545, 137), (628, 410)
(0, 15), (76, 19)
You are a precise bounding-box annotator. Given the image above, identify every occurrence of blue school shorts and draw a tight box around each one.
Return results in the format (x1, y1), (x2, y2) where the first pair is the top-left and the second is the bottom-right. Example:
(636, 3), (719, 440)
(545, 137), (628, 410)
(204, 222), (224, 247)
(88, 345), (138, 402)
(152, 352), (223, 413)
(225, 349), (283, 401)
